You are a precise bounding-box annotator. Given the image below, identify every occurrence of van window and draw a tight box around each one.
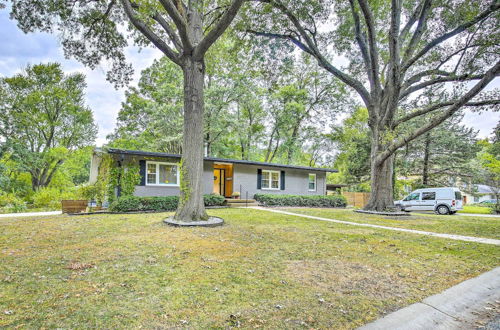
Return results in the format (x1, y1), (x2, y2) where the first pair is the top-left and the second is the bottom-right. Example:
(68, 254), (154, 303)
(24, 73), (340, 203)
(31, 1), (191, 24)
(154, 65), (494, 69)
(422, 192), (436, 200)
(404, 193), (420, 201)
(455, 191), (462, 200)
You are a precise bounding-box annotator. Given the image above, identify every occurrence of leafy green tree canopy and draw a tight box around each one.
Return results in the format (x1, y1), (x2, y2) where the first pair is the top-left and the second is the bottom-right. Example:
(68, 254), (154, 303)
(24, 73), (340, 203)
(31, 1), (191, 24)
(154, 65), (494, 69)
(0, 63), (97, 190)
(245, 0), (500, 210)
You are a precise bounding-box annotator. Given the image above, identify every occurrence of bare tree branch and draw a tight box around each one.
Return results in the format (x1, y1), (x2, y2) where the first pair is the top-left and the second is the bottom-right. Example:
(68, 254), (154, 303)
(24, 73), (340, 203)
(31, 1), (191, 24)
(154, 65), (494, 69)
(403, 69), (450, 87)
(152, 13), (182, 52)
(381, 0), (402, 126)
(261, 0), (371, 105)
(400, 73), (484, 99)
(246, 30), (314, 55)
(193, 0), (245, 60)
(399, 0), (424, 41)
(356, 0), (382, 96)
(402, 1), (500, 71)
(377, 60), (500, 165)
(158, 0), (192, 50)
(121, 0), (181, 65)
(393, 99), (500, 128)
(348, 0), (370, 74)
(401, 0), (432, 62)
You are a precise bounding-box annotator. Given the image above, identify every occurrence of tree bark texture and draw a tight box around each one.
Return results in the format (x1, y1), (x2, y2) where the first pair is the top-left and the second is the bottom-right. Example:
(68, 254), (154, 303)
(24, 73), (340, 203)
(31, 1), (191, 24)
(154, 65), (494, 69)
(365, 129), (395, 211)
(422, 132), (431, 185)
(174, 56), (209, 221)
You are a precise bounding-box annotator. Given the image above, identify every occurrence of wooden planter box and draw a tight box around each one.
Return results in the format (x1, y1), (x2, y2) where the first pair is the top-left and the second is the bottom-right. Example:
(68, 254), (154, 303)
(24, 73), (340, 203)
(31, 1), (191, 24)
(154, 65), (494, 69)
(61, 200), (88, 214)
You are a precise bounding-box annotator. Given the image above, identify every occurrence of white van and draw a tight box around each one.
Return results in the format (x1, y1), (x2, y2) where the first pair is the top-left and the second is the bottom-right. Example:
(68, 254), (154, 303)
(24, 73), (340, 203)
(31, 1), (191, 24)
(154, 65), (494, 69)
(395, 187), (463, 215)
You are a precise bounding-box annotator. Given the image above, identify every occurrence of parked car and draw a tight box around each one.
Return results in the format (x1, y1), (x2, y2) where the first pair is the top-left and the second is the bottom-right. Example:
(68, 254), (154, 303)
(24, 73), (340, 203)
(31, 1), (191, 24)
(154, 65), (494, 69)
(395, 187), (463, 215)
(478, 199), (497, 205)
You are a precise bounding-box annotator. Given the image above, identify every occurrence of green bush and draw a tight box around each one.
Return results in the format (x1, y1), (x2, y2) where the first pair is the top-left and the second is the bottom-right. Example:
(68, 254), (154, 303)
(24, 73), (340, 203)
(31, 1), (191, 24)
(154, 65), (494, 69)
(204, 193), (226, 206)
(109, 194), (226, 212)
(32, 187), (78, 209)
(254, 194), (347, 208)
(6, 201), (27, 213)
(0, 194), (27, 213)
(0, 193), (23, 207)
(77, 184), (99, 201)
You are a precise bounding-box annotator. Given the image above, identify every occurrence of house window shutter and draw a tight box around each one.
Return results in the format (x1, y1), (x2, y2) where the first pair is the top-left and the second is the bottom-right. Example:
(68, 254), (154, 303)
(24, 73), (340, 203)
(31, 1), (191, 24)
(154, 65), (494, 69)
(257, 169), (262, 189)
(139, 160), (146, 186)
(280, 171), (285, 190)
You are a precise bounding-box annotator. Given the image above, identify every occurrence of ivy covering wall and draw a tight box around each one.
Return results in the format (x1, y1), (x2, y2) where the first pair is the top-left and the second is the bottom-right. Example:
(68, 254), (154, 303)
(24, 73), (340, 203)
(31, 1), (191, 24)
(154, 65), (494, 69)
(86, 154), (140, 205)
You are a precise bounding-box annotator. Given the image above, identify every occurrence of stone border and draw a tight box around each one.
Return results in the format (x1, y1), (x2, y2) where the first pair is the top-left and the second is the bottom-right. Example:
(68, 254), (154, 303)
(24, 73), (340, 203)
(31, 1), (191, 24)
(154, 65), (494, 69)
(354, 209), (410, 216)
(163, 216), (224, 227)
(358, 267), (500, 329)
(67, 206), (229, 216)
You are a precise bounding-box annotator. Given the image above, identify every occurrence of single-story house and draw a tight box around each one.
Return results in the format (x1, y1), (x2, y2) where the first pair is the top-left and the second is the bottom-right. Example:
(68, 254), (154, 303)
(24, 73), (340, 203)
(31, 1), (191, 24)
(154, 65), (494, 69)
(89, 148), (337, 199)
(461, 184), (498, 204)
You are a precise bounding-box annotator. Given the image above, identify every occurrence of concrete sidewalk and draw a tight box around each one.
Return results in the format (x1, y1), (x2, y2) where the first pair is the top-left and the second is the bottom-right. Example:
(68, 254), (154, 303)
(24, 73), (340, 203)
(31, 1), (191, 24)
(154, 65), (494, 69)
(252, 207), (500, 246)
(359, 267), (500, 329)
(456, 213), (500, 218)
(0, 211), (62, 218)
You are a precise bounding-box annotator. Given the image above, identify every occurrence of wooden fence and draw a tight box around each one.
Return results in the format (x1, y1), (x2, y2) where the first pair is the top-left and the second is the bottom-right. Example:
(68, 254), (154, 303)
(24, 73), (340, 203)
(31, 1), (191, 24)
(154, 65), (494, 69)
(342, 192), (370, 208)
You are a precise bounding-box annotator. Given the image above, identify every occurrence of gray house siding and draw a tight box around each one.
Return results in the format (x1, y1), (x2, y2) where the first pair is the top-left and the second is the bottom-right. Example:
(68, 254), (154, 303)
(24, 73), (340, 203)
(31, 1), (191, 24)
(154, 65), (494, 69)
(130, 156), (213, 197)
(232, 163), (326, 198)
(89, 149), (331, 199)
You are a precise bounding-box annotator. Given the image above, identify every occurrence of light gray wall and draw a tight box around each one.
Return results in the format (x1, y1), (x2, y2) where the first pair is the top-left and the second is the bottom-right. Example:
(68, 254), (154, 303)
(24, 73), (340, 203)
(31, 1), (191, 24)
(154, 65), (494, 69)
(232, 163), (326, 198)
(100, 154), (326, 198)
(130, 156), (213, 197)
(89, 153), (101, 184)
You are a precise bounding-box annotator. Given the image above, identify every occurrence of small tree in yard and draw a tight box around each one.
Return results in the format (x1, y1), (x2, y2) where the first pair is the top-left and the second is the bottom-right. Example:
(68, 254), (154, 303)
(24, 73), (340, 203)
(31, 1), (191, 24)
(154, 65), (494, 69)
(7, 0), (245, 221)
(247, 0), (500, 210)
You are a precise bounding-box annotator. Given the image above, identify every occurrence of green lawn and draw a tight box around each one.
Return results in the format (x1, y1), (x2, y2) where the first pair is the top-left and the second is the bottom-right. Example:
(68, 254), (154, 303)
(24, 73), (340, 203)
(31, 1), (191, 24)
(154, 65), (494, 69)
(459, 205), (493, 214)
(1, 209), (498, 329)
(281, 208), (500, 239)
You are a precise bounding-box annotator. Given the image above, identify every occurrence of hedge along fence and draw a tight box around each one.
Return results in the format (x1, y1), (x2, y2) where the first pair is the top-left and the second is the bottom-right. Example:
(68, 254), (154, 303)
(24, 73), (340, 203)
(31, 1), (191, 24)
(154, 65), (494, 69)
(109, 194), (226, 212)
(254, 194), (347, 208)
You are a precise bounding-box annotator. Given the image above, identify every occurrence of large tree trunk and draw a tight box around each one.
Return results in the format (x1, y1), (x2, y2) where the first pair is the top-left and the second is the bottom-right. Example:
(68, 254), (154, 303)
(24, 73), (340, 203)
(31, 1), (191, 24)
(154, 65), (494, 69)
(365, 129), (396, 211)
(174, 56), (209, 222)
(422, 133), (431, 185)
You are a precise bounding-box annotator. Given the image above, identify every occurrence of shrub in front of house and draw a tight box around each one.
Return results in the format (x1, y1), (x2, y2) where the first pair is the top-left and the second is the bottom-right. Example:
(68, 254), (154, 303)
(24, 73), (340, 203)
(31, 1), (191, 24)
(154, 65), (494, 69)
(109, 194), (226, 212)
(203, 194), (226, 206)
(254, 194), (347, 208)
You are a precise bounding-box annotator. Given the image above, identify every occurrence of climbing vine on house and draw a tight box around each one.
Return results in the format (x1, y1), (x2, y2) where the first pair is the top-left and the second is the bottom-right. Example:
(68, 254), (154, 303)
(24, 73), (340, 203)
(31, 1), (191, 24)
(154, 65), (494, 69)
(120, 163), (141, 197)
(93, 154), (140, 205)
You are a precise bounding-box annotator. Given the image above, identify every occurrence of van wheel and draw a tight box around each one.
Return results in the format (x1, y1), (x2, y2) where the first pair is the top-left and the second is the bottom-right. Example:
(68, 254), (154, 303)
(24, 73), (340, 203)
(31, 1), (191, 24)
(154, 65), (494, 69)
(436, 205), (450, 215)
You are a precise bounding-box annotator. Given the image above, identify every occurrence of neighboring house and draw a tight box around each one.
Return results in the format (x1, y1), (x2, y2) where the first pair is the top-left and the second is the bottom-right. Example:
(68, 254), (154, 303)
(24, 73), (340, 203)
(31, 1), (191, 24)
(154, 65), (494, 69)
(461, 184), (498, 204)
(89, 148), (336, 199)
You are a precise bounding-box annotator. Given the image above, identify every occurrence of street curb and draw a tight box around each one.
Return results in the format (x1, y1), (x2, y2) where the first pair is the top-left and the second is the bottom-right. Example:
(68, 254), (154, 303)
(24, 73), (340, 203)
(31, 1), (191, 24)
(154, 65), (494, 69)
(358, 267), (500, 329)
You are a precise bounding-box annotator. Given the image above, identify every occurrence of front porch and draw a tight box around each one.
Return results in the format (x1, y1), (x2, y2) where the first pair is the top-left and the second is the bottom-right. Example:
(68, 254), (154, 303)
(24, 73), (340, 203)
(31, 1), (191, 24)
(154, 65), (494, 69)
(224, 198), (258, 207)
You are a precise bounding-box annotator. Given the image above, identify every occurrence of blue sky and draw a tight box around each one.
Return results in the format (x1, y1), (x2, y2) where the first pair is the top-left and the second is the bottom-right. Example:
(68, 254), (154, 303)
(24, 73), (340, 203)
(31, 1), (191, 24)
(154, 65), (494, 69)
(0, 8), (497, 147)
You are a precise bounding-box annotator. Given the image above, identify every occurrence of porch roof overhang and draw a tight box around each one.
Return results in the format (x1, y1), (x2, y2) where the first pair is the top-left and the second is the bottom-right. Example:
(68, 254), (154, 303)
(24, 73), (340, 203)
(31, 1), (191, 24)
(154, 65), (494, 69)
(102, 148), (338, 173)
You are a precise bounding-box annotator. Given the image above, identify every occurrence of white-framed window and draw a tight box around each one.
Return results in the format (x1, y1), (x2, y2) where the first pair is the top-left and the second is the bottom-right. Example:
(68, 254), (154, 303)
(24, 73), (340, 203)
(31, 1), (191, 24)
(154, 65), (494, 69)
(146, 161), (179, 186)
(262, 170), (280, 190)
(308, 173), (316, 191)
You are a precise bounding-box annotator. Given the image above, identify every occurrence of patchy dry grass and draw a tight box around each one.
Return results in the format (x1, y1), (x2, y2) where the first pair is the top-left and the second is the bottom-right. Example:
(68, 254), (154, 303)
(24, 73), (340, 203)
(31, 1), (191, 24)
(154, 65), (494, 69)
(282, 208), (500, 239)
(0, 208), (498, 329)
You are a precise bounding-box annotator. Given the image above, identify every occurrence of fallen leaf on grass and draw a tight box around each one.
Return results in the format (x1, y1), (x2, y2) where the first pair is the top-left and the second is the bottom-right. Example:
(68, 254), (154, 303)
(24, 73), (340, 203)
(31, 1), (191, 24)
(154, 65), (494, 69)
(66, 262), (94, 270)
